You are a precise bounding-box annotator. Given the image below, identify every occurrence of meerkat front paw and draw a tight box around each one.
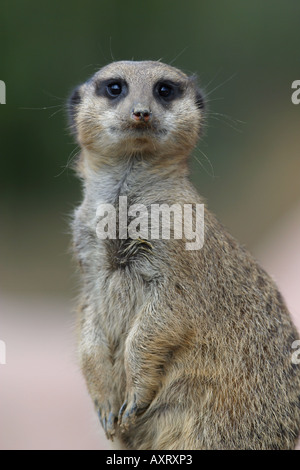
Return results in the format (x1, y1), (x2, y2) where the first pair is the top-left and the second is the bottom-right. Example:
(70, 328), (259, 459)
(96, 400), (119, 440)
(118, 392), (150, 432)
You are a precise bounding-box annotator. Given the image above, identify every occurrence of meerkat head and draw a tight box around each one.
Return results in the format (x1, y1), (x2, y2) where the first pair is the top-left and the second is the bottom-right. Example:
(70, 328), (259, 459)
(68, 61), (205, 168)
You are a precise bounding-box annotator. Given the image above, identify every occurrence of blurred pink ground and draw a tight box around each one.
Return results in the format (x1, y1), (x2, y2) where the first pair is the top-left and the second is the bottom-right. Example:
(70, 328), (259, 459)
(0, 203), (299, 450)
(0, 296), (109, 450)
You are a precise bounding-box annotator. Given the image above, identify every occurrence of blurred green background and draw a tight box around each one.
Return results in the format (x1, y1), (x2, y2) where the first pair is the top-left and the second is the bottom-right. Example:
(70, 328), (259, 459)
(1, 0), (300, 296)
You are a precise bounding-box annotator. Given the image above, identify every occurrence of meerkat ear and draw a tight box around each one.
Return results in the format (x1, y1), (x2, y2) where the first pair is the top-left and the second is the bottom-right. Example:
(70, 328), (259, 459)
(67, 85), (82, 134)
(195, 88), (205, 110)
(188, 75), (205, 110)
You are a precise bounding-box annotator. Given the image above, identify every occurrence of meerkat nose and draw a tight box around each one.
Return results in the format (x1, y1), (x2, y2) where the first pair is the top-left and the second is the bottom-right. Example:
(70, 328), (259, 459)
(131, 105), (152, 123)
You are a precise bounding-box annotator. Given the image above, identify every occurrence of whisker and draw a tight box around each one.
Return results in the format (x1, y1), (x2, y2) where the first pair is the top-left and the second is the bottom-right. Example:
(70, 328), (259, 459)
(169, 46), (189, 66)
(109, 36), (116, 62)
(41, 89), (65, 102)
(207, 112), (245, 133)
(208, 111), (245, 125)
(192, 147), (217, 178)
(203, 69), (223, 91)
(54, 145), (80, 178)
(49, 107), (64, 118)
(19, 105), (62, 110)
(205, 73), (237, 98)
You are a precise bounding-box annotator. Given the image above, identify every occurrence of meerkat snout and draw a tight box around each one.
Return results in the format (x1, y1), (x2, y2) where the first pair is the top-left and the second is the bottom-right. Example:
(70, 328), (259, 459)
(131, 105), (152, 123)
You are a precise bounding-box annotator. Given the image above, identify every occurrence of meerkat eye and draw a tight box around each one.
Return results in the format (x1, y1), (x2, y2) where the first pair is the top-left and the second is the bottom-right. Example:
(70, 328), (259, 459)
(95, 79), (128, 100)
(158, 83), (174, 99)
(158, 85), (174, 98)
(154, 81), (182, 103)
(106, 82), (123, 98)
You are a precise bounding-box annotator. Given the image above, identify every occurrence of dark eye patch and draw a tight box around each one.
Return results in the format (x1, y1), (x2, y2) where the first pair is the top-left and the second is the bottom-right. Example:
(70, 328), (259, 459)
(95, 78), (128, 101)
(154, 80), (183, 104)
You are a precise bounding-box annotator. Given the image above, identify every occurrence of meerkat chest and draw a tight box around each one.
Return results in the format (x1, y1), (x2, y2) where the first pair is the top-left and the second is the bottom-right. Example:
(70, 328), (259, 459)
(73, 199), (153, 340)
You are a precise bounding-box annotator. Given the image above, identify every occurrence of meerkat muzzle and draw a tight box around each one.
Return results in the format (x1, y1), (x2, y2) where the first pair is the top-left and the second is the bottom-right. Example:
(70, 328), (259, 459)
(131, 105), (152, 123)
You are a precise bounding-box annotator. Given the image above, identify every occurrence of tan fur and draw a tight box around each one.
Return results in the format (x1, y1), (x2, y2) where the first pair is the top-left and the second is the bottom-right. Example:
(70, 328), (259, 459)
(69, 60), (300, 449)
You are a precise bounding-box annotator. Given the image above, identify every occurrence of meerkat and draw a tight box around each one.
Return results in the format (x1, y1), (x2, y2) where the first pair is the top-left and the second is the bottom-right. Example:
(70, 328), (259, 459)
(68, 60), (300, 450)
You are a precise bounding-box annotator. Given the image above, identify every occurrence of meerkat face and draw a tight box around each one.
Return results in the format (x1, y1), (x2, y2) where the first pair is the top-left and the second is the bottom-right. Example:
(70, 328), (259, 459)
(68, 61), (205, 161)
